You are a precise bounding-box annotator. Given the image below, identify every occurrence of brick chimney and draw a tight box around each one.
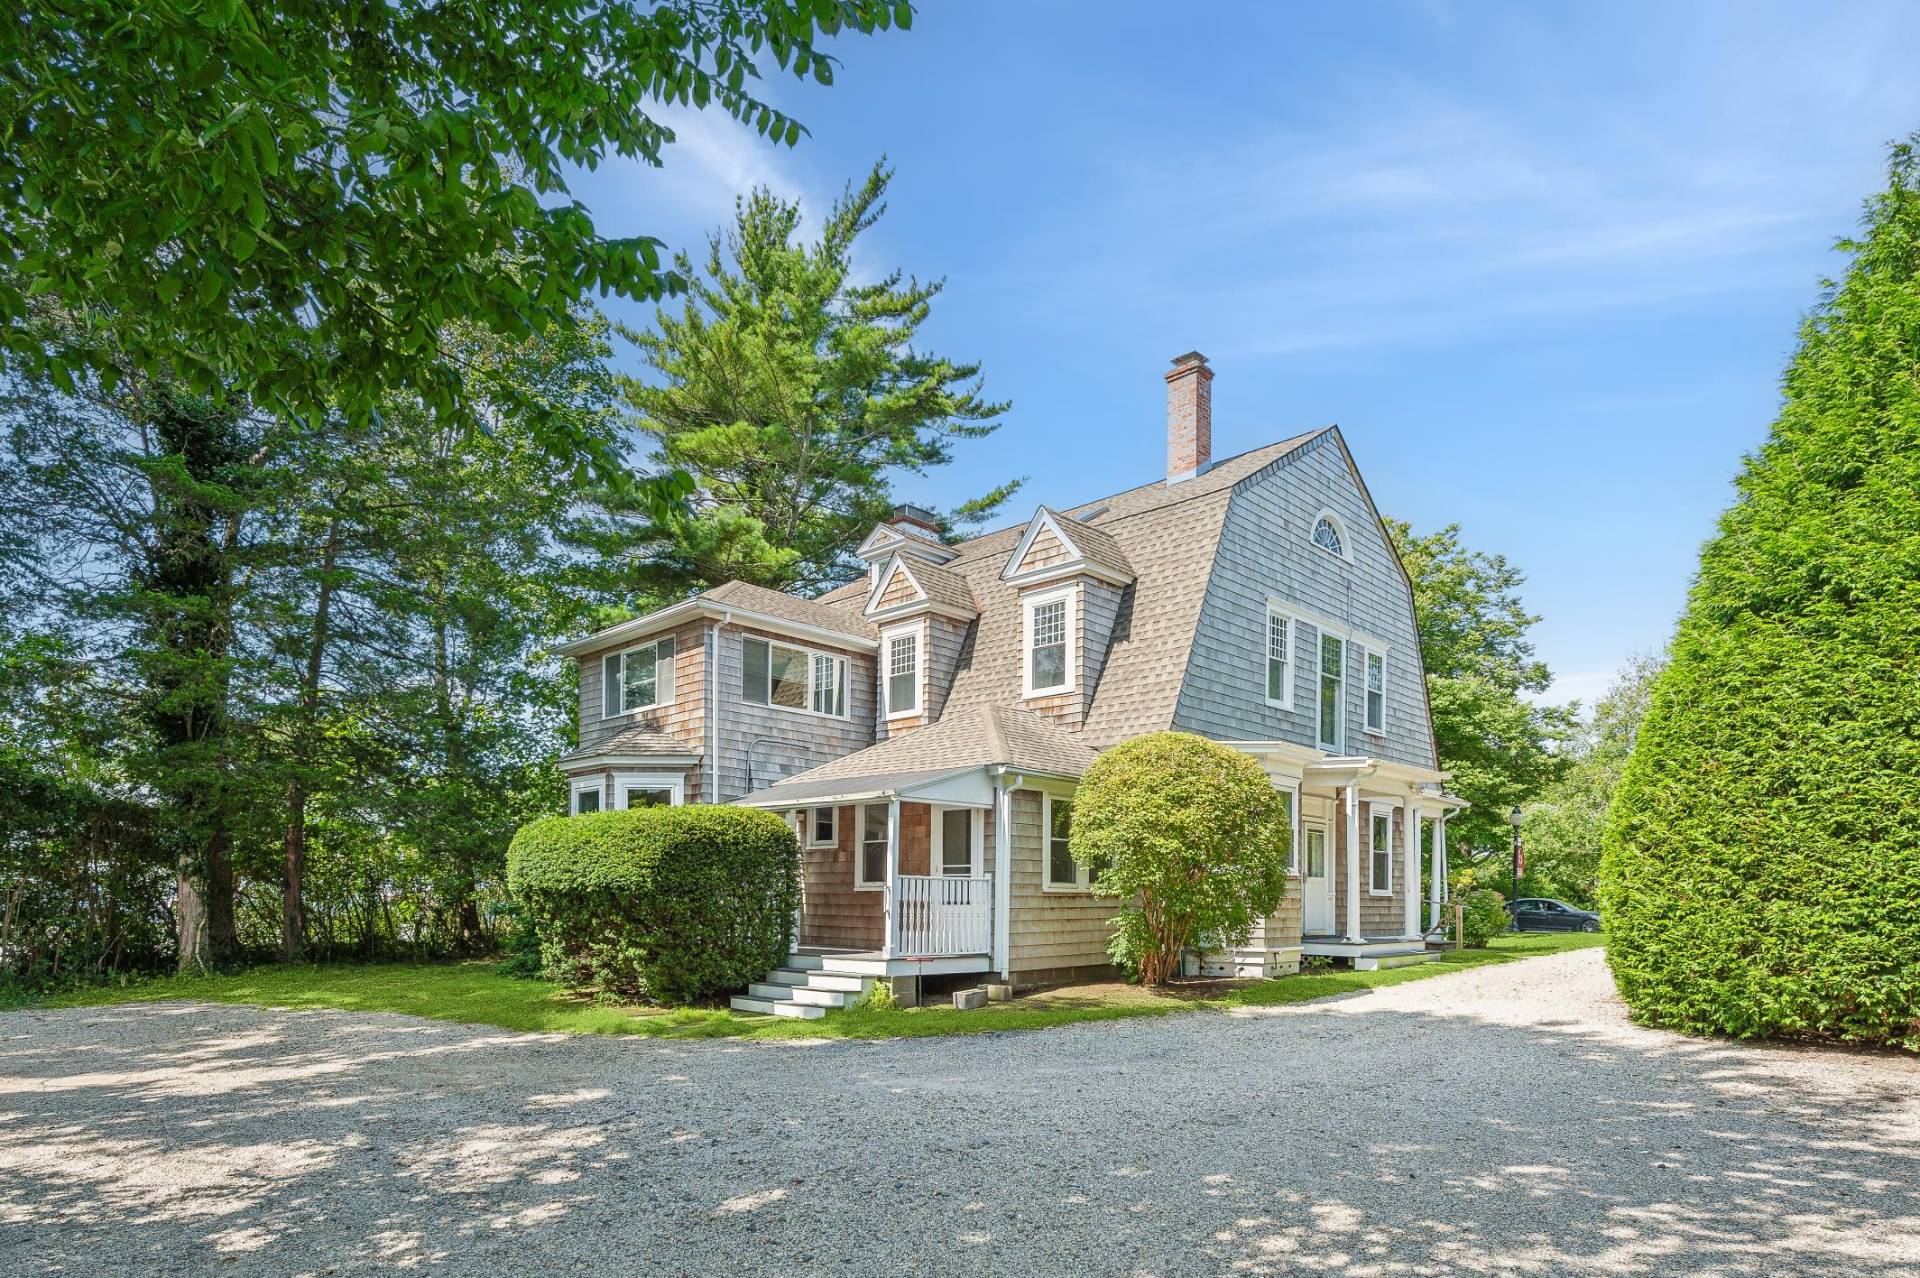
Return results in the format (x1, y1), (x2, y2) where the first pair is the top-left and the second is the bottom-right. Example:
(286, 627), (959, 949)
(1164, 351), (1212, 484)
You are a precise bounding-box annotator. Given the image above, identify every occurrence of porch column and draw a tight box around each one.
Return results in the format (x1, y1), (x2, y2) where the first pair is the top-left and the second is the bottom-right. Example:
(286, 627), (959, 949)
(1404, 801), (1423, 940)
(1430, 813), (1448, 930)
(1343, 782), (1363, 943)
(993, 780), (1012, 980)
(882, 795), (901, 959)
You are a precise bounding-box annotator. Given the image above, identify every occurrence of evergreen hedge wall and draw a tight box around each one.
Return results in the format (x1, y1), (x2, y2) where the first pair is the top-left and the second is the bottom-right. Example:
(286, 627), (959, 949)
(507, 805), (798, 1005)
(1600, 139), (1920, 1051)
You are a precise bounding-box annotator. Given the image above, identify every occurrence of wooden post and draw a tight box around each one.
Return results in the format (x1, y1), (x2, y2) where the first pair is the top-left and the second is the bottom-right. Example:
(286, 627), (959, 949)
(1452, 902), (1465, 950)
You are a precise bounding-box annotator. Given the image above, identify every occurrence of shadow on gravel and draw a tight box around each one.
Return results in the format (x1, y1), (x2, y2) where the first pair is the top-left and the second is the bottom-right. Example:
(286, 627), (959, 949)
(1, 974), (1917, 1277)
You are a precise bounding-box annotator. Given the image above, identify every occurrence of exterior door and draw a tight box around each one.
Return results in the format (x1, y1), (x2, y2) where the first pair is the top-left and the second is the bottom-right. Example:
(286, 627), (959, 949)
(1302, 823), (1333, 934)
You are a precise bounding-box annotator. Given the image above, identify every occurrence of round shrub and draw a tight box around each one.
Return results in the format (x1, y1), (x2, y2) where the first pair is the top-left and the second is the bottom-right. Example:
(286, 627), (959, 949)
(507, 805), (798, 1005)
(1458, 889), (1511, 948)
(1601, 139), (1920, 1051)
(1071, 731), (1292, 985)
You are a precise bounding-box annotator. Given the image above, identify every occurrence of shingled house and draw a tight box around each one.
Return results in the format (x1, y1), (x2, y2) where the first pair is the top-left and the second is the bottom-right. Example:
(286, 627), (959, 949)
(552, 353), (1462, 1015)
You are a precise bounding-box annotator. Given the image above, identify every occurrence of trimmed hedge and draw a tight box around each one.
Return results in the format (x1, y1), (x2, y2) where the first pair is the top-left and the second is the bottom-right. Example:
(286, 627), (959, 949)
(507, 805), (798, 1005)
(1600, 138), (1920, 1051)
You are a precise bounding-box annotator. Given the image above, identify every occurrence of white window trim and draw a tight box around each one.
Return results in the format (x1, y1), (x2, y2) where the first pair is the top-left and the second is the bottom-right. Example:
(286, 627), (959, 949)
(855, 803), (889, 891)
(1275, 781), (1302, 876)
(612, 771), (684, 808)
(1265, 605), (1300, 710)
(1367, 801), (1396, 895)
(808, 805), (837, 848)
(930, 805), (985, 878)
(569, 777), (605, 816)
(1021, 584), (1078, 699)
(1308, 508), (1355, 564)
(742, 634), (851, 721)
(1317, 630), (1346, 753)
(1362, 646), (1387, 736)
(1042, 790), (1093, 892)
(881, 621), (924, 721)
(601, 636), (677, 720)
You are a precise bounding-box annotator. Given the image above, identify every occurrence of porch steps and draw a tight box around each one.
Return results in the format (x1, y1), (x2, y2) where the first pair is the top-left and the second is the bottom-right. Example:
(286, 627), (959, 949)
(730, 961), (877, 1020)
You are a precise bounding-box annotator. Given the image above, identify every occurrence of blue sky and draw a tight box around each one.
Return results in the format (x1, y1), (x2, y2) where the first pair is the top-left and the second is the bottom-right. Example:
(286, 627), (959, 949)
(569, 1), (1920, 709)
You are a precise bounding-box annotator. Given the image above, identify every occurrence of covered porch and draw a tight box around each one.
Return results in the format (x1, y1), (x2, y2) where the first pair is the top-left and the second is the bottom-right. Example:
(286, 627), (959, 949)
(1229, 742), (1466, 966)
(742, 765), (1002, 978)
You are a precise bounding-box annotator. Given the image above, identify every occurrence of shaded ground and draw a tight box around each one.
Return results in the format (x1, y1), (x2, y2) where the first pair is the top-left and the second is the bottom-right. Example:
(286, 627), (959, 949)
(3, 949), (1916, 1276)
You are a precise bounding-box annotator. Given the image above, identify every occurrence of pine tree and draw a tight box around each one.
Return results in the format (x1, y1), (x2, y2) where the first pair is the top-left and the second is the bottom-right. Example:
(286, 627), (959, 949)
(1601, 136), (1920, 1049)
(610, 162), (1019, 596)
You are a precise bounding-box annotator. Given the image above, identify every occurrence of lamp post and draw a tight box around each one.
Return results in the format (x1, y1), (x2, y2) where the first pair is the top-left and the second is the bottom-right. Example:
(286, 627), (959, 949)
(1508, 806), (1524, 906)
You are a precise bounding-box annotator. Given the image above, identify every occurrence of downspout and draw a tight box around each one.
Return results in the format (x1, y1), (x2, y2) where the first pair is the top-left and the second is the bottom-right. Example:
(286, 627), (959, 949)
(705, 620), (719, 803)
(991, 767), (1021, 982)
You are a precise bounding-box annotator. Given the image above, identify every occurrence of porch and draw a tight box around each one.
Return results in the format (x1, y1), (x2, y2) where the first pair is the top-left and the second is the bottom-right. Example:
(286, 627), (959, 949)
(753, 770), (1004, 969)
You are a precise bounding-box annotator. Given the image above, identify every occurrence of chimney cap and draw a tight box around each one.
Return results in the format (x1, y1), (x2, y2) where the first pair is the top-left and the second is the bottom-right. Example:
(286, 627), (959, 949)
(887, 503), (942, 535)
(1169, 350), (1209, 369)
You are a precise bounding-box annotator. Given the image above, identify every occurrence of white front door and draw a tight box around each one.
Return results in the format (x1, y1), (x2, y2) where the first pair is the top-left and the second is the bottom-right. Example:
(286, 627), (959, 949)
(1302, 823), (1333, 934)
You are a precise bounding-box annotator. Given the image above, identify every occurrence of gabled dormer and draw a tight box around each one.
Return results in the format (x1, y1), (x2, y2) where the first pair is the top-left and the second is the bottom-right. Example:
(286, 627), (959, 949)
(1002, 507), (1134, 730)
(855, 505), (958, 589)
(865, 551), (979, 738)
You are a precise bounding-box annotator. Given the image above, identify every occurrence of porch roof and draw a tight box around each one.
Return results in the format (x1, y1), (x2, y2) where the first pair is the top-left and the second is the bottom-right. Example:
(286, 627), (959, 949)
(739, 704), (1099, 809)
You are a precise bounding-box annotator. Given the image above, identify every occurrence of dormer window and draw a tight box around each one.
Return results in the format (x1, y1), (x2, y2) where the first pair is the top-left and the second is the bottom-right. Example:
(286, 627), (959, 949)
(1022, 586), (1076, 697)
(1310, 513), (1347, 558)
(883, 624), (921, 719)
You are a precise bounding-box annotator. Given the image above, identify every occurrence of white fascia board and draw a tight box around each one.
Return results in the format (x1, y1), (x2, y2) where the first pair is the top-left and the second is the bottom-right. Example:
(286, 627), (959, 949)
(554, 600), (878, 656)
(559, 753), (703, 770)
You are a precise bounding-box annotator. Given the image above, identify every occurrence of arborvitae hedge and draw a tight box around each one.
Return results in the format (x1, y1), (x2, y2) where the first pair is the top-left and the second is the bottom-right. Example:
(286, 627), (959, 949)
(1600, 139), (1920, 1051)
(507, 805), (798, 1005)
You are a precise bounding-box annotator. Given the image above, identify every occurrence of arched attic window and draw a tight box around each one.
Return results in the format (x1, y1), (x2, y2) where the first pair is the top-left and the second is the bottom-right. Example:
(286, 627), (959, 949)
(1310, 512), (1347, 558)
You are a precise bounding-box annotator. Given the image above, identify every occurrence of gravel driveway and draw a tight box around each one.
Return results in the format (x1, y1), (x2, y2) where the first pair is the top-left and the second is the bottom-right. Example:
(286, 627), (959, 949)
(3, 949), (1917, 1277)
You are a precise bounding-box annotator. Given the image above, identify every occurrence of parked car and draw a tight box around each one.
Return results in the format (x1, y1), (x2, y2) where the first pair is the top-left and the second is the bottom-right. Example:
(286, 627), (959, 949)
(1506, 898), (1601, 933)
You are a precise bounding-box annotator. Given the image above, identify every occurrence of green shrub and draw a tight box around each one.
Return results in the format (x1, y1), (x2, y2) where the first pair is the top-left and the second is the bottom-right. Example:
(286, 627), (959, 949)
(1072, 731), (1292, 985)
(506, 805), (798, 1005)
(1601, 138), (1920, 1051)
(1459, 889), (1511, 948)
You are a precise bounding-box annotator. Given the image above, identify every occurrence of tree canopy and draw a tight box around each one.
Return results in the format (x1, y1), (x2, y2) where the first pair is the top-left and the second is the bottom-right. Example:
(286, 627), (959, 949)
(1602, 137), (1920, 1050)
(0, 0), (907, 489)
(1387, 519), (1574, 867)
(605, 161), (1018, 595)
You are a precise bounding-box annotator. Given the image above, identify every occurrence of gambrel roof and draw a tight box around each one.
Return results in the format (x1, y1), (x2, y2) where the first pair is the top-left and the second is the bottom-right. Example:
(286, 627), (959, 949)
(816, 431), (1324, 746)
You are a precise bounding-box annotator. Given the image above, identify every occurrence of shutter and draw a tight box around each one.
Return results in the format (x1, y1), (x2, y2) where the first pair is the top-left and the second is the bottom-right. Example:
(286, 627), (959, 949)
(742, 637), (769, 704)
(655, 635), (676, 704)
(602, 653), (621, 717)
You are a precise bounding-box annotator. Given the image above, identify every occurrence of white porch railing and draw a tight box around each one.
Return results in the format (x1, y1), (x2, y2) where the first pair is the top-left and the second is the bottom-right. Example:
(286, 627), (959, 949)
(893, 873), (992, 957)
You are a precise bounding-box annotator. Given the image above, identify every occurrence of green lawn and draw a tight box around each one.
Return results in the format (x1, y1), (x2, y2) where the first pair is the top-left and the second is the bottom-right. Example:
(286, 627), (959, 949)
(25, 931), (1604, 1042)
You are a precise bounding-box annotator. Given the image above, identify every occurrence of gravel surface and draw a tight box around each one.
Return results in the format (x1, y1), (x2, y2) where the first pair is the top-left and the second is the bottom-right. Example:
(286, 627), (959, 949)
(3, 949), (1918, 1277)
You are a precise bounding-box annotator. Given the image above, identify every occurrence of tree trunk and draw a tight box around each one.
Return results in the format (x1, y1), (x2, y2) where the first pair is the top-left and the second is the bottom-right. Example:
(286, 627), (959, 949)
(282, 516), (342, 961)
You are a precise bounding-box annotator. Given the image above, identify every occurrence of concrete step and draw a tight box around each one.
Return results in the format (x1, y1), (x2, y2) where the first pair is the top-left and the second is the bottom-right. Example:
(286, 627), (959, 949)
(784, 953), (826, 972)
(800, 972), (870, 994)
(729, 994), (825, 1019)
(1354, 951), (1436, 972)
(764, 968), (812, 986)
(747, 982), (852, 1007)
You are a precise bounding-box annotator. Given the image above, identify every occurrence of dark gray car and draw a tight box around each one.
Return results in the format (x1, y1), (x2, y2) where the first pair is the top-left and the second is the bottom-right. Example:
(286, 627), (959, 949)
(1506, 897), (1602, 932)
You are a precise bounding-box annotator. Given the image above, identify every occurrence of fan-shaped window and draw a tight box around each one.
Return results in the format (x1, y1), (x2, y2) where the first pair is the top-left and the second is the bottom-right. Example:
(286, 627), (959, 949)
(1311, 514), (1346, 557)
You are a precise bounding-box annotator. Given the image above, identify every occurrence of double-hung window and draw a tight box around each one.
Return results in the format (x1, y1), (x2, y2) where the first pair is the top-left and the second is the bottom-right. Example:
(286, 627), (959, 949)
(884, 627), (920, 718)
(856, 803), (889, 889)
(742, 637), (848, 718)
(1266, 608), (1293, 707)
(1043, 793), (1094, 890)
(570, 778), (603, 815)
(1318, 632), (1344, 752)
(1369, 805), (1394, 894)
(1277, 787), (1299, 874)
(809, 806), (837, 848)
(1023, 588), (1075, 697)
(1364, 648), (1386, 734)
(602, 635), (676, 717)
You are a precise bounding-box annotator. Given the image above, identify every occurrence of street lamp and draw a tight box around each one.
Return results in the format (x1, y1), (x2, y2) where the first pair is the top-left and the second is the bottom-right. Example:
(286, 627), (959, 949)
(1508, 806), (1524, 907)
